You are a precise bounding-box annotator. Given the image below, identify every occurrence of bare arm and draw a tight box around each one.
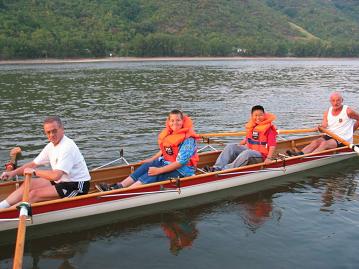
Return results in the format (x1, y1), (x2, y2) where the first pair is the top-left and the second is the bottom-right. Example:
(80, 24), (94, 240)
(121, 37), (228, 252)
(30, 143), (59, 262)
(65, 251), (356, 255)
(1, 161), (64, 181)
(27, 168), (64, 181)
(347, 107), (359, 131)
(266, 146), (276, 159)
(0, 161), (36, 180)
(321, 110), (328, 128)
(264, 146), (276, 164)
(347, 107), (359, 121)
(148, 161), (182, 176)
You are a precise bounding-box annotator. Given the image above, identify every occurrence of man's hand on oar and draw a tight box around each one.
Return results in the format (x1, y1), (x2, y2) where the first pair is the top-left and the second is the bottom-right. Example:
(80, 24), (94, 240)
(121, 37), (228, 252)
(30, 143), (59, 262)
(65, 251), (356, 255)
(2, 147), (22, 181)
(5, 147), (22, 171)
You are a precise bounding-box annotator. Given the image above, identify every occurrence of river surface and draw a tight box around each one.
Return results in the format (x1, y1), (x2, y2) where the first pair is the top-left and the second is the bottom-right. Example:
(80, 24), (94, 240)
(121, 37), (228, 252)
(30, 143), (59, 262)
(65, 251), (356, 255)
(0, 59), (359, 268)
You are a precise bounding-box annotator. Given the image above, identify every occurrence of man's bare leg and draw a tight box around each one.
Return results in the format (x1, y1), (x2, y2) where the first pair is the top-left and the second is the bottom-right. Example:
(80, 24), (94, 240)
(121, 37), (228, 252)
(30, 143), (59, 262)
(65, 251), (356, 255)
(302, 137), (326, 154)
(2, 178), (56, 207)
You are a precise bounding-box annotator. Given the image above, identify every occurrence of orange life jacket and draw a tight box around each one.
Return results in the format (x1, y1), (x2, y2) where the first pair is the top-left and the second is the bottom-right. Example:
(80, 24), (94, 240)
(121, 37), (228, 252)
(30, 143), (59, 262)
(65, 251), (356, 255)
(158, 115), (199, 167)
(245, 113), (277, 157)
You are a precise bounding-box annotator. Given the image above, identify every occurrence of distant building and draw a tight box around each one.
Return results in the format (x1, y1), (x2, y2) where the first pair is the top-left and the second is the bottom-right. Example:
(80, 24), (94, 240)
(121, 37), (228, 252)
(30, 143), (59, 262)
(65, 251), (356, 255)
(237, 48), (247, 54)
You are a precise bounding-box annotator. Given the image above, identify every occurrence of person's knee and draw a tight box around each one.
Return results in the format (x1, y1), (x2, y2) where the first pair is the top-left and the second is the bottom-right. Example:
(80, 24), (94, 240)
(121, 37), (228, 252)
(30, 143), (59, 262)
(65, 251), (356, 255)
(138, 162), (152, 170)
(231, 151), (248, 165)
(322, 140), (336, 149)
(240, 149), (253, 158)
(319, 140), (334, 149)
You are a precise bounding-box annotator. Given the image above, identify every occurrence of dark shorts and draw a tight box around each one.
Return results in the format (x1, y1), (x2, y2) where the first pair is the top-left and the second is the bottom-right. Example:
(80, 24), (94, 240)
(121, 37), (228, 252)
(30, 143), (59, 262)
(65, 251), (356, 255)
(51, 181), (90, 198)
(323, 135), (345, 147)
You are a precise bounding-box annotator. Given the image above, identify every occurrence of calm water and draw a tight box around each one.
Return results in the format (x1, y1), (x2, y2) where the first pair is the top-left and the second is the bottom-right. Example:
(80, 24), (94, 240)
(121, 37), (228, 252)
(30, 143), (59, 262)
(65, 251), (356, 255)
(0, 59), (359, 268)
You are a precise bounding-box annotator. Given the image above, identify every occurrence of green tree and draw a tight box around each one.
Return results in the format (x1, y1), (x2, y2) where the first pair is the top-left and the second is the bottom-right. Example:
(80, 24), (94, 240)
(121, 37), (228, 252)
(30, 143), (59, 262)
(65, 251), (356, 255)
(207, 34), (232, 56)
(30, 29), (55, 58)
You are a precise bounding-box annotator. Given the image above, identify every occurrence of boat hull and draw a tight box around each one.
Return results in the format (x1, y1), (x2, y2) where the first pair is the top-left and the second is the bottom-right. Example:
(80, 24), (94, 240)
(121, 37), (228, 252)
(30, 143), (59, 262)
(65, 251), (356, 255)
(0, 148), (356, 232)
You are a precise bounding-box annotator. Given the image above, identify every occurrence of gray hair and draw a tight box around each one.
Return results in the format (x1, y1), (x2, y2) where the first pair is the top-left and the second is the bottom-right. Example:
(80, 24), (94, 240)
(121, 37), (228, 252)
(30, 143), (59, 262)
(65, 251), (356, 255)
(330, 91), (343, 101)
(43, 116), (63, 127)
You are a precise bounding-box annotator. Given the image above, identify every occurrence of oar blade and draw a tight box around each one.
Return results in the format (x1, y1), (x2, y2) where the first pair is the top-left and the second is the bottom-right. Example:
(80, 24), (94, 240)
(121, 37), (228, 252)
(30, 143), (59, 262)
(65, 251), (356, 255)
(353, 145), (359, 154)
(12, 173), (31, 269)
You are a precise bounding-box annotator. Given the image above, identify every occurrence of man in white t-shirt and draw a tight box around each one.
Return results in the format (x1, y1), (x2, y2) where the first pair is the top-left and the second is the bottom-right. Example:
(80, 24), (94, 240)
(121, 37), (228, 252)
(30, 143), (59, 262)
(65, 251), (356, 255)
(0, 116), (90, 209)
(287, 92), (359, 156)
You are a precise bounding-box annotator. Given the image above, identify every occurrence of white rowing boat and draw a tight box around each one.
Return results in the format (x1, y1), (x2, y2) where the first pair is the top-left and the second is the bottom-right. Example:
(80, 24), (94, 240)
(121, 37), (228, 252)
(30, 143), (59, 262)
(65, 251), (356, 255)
(0, 132), (358, 232)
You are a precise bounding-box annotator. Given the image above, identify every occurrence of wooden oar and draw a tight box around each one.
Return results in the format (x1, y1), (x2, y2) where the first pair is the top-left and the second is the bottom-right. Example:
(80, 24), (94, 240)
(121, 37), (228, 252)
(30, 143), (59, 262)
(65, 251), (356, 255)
(201, 136), (225, 146)
(199, 128), (317, 138)
(318, 126), (359, 154)
(12, 173), (31, 269)
(278, 128), (318, 135)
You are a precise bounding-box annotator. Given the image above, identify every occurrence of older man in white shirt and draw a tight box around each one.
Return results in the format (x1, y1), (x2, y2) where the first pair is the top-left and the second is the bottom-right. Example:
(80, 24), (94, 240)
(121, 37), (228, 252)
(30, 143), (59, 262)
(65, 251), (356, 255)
(0, 116), (90, 208)
(288, 92), (359, 156)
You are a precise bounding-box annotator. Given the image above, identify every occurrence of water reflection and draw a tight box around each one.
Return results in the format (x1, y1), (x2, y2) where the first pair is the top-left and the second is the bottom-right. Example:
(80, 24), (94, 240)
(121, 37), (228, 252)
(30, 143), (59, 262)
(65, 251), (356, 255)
(307, 172), (358, 212)
(31, 244), (80, 269)
(161, 212), (199, 255)
(238, 197), (275, 232)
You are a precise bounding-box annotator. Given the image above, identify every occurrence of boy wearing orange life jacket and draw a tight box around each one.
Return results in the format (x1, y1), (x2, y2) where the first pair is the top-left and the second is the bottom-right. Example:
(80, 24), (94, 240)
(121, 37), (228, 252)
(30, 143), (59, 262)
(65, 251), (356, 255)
(96, 110), (199, 191)
(208, 105), (277, 171)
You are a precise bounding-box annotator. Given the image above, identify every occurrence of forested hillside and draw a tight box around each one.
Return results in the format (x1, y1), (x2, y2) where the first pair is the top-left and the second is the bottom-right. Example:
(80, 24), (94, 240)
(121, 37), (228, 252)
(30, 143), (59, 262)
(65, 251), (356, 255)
(1, 0), (359, 59)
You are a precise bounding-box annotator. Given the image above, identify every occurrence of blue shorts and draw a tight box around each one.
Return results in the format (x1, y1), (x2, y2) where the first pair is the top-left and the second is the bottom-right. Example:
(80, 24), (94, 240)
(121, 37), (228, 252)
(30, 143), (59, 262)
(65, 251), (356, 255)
(131, 159), (183, 184)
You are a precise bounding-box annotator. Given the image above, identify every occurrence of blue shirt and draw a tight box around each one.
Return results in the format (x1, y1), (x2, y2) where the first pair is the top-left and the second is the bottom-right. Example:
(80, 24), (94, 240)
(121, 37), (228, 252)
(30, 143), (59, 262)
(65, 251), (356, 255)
(159, 137), (197, 176)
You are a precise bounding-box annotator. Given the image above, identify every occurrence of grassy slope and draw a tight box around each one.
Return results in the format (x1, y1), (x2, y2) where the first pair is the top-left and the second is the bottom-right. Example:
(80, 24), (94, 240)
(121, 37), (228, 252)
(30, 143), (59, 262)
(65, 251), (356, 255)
(141, 0), (302, 40)
(266, 0), (359, 41)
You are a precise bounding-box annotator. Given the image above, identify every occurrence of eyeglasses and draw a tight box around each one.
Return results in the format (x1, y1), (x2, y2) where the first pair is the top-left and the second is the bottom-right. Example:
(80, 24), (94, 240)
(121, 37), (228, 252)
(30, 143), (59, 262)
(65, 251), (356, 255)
(44, 129), (58, 136)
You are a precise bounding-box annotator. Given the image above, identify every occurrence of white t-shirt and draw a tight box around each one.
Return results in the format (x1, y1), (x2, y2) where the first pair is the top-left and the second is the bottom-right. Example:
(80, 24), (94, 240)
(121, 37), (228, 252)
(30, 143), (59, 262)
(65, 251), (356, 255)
(34, 135), (90, 183)
(327, 105), (356, 143)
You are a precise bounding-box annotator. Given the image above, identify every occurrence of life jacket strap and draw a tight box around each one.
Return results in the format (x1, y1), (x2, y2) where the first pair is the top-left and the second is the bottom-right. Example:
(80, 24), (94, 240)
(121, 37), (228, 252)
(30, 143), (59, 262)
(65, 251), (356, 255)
(247, 138), (267, 146)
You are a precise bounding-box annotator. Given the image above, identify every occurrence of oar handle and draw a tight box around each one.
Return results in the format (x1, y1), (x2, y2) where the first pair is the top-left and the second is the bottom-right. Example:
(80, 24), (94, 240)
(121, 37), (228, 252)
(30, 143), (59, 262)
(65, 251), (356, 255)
(318, 126), (359, 154)
(199, 128), (317, 138)
(12, 173), (31, 269)
(200, 131), (246, 138)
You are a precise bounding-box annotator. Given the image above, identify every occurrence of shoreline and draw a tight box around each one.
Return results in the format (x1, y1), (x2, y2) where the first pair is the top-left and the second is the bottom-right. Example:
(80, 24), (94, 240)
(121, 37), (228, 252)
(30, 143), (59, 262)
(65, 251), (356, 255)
(1, 56), (359, 65)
